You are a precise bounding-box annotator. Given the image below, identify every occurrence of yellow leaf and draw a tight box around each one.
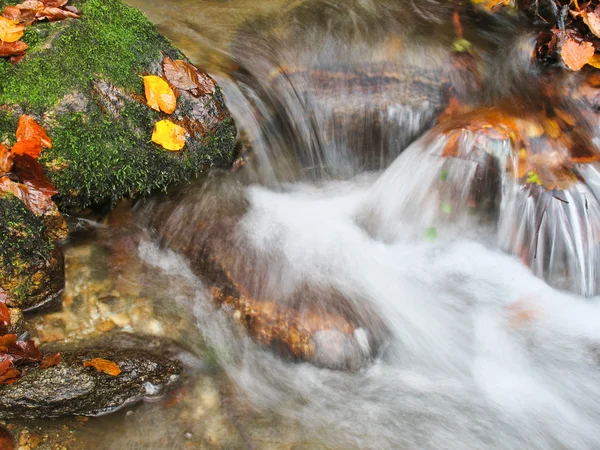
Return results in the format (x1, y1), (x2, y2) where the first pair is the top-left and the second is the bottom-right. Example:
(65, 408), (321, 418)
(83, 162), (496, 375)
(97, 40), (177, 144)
(0, 17), (24, 43)
(526, 170), (542, 186)
(143, 75), (176, 114)
(588, 53), (600, 69)
(152, 120), (186, 151)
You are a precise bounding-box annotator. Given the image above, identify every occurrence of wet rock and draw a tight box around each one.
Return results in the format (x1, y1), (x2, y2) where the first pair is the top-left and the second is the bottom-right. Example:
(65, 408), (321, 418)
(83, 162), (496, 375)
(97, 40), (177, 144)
(0, 0), (237, 210)
(0, 193), (64, 312)
(0, 347), (181, 419)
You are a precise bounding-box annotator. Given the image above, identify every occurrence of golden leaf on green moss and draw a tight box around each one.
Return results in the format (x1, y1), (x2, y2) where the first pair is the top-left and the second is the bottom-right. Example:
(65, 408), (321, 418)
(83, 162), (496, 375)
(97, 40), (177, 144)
(143, 75), (177, 114)
(151, 119), (186, 151)
(0, 17), (24, 43)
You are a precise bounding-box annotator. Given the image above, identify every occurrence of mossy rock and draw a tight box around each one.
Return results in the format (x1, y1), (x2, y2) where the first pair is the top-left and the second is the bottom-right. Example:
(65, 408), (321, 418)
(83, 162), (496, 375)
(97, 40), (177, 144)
(0, 193), (64, 311)
(0, 0), (237, 209)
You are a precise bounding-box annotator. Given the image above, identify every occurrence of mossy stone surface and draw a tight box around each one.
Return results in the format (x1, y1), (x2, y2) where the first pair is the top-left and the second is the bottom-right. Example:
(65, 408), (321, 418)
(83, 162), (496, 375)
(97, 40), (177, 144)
(0, 0), (237, 208)
(0, 193), (64, 311)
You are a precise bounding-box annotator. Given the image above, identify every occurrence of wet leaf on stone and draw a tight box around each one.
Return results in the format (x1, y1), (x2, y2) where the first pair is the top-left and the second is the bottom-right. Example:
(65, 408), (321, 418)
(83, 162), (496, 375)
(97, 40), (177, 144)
(83, 358), (121, 376)
(561, 37), (594, 71)
(143, 75), (177, 114)
(0, 358), (20, 385)
(39, 352), (61, 369)
(163, 56), (216, 96)
(10, 339), (42, 364)
(16, 115), (52, 150)
(0, 17), (24, 43)
(151, 119), (186, 151)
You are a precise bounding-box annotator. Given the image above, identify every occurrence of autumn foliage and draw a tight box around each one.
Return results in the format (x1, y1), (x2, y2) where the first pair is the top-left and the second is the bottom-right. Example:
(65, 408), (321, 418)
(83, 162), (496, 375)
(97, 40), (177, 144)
(0, 0), (80, 62)
(0, 115), (58, 215)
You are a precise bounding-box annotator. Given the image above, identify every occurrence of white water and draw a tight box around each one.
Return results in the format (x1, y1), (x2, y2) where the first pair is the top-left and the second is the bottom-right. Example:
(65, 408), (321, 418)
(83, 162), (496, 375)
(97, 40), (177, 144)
(139, 156), (600, 448)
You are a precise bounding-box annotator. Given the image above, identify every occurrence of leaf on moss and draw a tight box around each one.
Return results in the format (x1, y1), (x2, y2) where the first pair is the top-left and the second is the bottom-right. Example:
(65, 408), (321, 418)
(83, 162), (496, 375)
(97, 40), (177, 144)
(16, 115), (52, 150)
(12, 154), (58, 196)
(561, 37), (594, 71)
(83, 358), (121, 376)
(10, 139), (42, 158)
(143, 75), (177, 114)
(0, 177), (55, 215)
(0, 40), (26, 56)
(0, 17), (24, 43)
(151, 119), (186, 151)
(163, 56), (216, 96)
(39, 352), (61, 369)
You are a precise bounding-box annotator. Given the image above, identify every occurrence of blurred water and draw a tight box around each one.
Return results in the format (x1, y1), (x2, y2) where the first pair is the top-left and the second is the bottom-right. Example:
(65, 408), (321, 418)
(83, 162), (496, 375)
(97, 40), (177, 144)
(121, 0), (600, 448)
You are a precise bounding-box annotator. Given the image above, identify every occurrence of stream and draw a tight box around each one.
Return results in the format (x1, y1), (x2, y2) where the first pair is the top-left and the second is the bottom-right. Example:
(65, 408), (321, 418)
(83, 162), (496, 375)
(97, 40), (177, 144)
(17, 0), (600, 448)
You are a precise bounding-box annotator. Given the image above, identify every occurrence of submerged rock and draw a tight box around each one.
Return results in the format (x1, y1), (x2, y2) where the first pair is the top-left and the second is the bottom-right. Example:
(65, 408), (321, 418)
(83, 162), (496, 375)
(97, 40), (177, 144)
(0, 0), (237, 209)
(0, 193), (64, 311)
(0, 346), (181, 419)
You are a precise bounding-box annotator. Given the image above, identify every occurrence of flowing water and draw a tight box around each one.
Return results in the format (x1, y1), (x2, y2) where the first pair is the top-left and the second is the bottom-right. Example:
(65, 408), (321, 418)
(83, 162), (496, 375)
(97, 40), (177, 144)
(46, 0), (600, 448)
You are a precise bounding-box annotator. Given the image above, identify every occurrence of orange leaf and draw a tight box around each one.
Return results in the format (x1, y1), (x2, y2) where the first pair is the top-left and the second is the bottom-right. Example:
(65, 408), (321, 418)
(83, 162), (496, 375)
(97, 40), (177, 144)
(0, 358), (20, 385)
(0, 144), (13, 173)
(16, 115), (52, 149)
(0, 17), (24, 43)
(0, 302), (11, 335)
(143, 75), (177, 114)
(561, 37), (595, 71)
(83, 358), (121, 376)
(39, 352), (61, 369)
(0, 40), (26, 57)
(10, 139), (42, 158)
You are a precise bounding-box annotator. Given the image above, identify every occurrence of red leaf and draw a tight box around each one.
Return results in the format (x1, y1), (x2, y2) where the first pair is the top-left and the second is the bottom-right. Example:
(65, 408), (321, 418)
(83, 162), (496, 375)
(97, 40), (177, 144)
(10, 139), (42, 158)
(39, 352), (61, 369)
(12, 154), (58, 196)
(16, 115), (51, 149)
(0, 425), (15, 450)
(10, 339), (42, 365)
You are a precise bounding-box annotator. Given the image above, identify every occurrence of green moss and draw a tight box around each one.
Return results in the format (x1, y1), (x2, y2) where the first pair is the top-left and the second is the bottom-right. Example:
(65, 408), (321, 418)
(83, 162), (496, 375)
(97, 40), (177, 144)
(0, 0), (174, 110)
(0, 0), (237, 208)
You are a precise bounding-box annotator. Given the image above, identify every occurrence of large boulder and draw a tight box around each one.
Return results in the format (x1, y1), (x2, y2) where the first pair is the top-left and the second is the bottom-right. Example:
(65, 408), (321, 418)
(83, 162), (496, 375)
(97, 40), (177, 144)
(0, 0), (237, 305)
(0, 0), (237, 209)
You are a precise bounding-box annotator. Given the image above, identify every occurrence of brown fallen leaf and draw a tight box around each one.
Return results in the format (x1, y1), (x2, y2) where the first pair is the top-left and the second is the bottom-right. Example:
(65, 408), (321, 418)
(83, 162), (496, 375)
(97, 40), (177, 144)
(16, 115), (52, 149)
(561, 37), (595, 71)
(143, 75), (176, 114)
(163, 56), (215, 96)
(12, 154), (58, 196)
(2, 6), (22, 21)
(39, 352), (61, 369)
(0, 40), (27, 57)
(0, 177), (55, 215)
(83, 358), (121, 376)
